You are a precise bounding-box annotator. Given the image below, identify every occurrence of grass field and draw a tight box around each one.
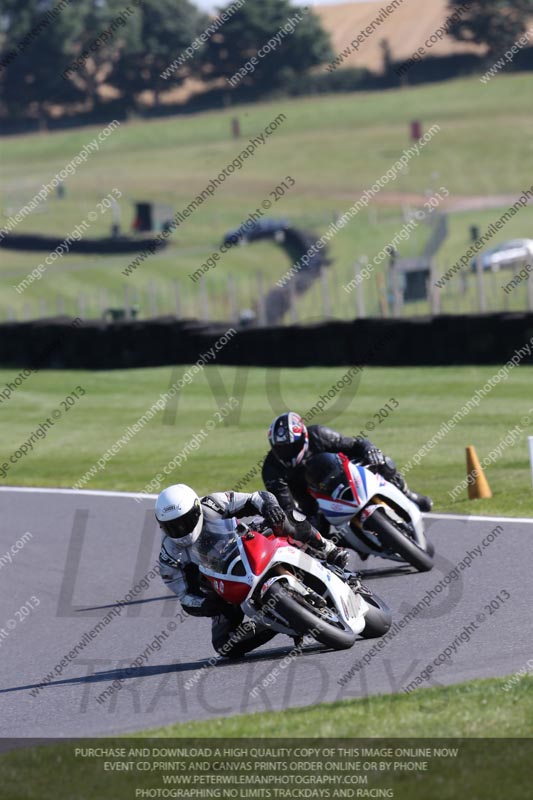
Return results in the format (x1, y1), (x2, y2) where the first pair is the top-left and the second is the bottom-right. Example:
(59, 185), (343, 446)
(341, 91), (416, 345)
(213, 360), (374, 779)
(1, 363), (532, 516)
(0, 678), (531, 800)
(143, 675), (533, 737)
(1, 75), (533, 321)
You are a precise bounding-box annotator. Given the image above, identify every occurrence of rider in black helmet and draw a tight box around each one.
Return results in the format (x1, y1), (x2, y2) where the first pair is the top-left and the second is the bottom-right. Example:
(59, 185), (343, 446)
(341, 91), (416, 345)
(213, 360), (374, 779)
(262, 412), (432, 539)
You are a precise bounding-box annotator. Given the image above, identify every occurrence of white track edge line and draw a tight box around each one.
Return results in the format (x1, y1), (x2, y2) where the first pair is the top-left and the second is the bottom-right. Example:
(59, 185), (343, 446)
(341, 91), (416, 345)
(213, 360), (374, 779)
(426, 512), (533, 524)
(0, 486), (157, 500)
(0, 486), (532, 523)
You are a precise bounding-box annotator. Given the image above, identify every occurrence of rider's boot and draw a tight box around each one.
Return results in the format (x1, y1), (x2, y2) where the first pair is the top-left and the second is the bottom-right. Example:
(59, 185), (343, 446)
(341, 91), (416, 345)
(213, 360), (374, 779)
(212, 615), (276, 659)
(387, 470), (433, 512)
(308, 532), (349, 570)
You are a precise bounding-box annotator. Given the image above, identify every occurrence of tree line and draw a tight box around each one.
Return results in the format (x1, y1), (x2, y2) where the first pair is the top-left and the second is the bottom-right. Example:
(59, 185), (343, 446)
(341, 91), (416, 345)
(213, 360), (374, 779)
(0, 0), (531, 121)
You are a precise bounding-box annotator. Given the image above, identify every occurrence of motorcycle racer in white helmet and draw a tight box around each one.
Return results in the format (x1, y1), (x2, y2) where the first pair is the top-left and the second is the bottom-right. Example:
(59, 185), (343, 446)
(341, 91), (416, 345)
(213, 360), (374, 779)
(156, 484), (203, 550)
(155, 483), (348, 658)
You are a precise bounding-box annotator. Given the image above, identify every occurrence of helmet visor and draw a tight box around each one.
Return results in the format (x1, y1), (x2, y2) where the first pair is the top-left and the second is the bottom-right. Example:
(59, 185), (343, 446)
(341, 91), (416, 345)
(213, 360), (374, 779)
(160, 501), (201, 539)
(273, 439), (304, 464)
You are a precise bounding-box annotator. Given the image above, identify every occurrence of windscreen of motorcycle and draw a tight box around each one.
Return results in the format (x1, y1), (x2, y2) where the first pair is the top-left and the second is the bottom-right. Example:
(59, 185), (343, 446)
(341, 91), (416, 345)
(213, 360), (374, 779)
(305, 452), (353, 501)
(192, 518), (240, 574)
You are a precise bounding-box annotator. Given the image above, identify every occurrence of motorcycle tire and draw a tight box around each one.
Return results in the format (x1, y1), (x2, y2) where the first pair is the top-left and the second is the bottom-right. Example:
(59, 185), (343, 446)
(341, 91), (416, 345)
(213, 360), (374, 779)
(364, 508), (434, 572)
(358, 591), (392, 638)
(262, 581), (357, 651)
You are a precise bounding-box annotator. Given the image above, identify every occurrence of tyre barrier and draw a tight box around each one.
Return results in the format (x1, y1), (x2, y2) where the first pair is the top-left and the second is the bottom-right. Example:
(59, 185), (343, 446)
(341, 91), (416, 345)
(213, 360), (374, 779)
(0, 312), (532, 369)
(0, 234), (167, 254)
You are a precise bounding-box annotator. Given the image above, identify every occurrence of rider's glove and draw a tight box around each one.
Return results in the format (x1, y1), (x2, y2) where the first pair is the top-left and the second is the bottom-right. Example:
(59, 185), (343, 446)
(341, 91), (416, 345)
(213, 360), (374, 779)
(364, 447), (386, 469)
(262, 502), (286, 533)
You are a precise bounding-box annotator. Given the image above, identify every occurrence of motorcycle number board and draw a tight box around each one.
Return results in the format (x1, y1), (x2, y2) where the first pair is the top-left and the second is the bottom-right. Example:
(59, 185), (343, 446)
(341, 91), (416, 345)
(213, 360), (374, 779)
(343, 590), (365, 621)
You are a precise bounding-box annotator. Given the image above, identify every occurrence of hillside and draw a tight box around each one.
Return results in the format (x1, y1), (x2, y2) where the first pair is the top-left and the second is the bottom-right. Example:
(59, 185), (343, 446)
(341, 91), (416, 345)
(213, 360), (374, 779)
(317, 0), (483, 72)
(1, 75), (532, 324)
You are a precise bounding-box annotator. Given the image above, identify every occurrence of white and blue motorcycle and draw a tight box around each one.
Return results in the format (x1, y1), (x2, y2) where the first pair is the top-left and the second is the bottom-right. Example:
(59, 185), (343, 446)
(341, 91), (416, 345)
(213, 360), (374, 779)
(305, 452), (434, 572)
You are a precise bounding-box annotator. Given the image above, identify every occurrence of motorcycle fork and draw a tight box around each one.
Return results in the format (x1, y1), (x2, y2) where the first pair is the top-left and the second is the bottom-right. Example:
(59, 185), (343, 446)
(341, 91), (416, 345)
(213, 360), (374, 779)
(352, 497), (411, 552)
(350, 503), (385, 553)
(271, 564), (327, 609)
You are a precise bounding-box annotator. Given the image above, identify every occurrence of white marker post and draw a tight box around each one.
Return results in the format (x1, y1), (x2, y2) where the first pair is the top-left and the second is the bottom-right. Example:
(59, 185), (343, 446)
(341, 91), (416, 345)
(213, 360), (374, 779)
(529, 436), (533, 488)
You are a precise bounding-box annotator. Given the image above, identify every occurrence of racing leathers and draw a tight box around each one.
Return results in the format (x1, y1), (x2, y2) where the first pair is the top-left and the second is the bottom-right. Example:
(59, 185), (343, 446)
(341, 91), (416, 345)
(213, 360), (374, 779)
(262, 424), (432, 533)
(158, 490), (344, 657)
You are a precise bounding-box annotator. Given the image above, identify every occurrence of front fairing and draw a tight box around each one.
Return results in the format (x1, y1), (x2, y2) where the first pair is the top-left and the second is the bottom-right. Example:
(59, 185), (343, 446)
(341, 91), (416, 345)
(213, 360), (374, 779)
(310, 462), (426, 546)
(312, 463), (381, 523)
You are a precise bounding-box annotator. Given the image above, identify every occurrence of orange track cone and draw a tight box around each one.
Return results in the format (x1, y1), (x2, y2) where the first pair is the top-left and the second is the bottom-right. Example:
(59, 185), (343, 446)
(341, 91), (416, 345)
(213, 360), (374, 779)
(466, 445), (493, 500)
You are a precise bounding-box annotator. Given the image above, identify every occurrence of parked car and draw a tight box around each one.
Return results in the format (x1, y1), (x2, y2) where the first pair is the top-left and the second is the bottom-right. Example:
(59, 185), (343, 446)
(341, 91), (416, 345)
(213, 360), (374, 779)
(471, 239), (533, 272)
(223, 218), (289, 246)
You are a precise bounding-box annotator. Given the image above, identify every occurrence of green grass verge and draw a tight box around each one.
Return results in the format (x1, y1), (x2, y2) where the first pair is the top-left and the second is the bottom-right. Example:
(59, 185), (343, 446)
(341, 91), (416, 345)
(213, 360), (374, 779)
(142, 675), (533, 737)
(0, 678), (530, 800)
(1, 74), (532, 320)
(1, 364), (532, 516)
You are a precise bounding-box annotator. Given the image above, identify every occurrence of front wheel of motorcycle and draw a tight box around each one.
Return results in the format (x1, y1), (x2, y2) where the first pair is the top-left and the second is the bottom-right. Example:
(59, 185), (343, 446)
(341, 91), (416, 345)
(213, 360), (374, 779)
(358, 591), (392, 639)
(364, 507), (434, 572)
(262, 581), (357, 651)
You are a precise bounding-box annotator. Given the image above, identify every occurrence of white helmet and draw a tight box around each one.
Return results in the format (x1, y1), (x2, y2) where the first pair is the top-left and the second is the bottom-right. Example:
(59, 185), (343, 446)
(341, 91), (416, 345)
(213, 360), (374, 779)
(155, 484), (203, 548)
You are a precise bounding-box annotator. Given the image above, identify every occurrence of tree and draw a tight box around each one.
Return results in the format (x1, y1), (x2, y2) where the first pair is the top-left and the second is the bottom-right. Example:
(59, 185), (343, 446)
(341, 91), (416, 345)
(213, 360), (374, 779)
(59, 0), (132, 111)
(0, 0), (84, 118)
(108, 0), (210, 109)
(0, 0), (211, 118)
(447, 0), (533, 57)
(202, 0), (333, 96)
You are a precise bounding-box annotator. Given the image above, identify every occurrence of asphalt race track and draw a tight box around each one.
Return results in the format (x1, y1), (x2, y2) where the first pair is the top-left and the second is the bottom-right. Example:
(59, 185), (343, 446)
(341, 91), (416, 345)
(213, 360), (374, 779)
(0, 486), (531, 738)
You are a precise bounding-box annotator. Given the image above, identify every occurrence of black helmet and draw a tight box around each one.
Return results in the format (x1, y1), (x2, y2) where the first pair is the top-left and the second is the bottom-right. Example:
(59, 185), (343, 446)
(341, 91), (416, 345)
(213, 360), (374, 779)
(268, 411), (309, 467)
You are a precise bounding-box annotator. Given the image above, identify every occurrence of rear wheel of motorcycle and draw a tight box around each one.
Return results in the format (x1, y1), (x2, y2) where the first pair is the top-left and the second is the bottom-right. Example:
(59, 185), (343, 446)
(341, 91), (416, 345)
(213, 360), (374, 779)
(365, 508), (434, 572)
(263, 581), (357, 651)
(359, 592), (392, 639)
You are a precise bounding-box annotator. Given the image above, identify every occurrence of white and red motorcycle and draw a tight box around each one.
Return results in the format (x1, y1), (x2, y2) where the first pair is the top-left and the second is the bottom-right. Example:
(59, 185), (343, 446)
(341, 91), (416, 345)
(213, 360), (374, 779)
(193, 518), (392, 651)
(305, 453), (434, 573)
